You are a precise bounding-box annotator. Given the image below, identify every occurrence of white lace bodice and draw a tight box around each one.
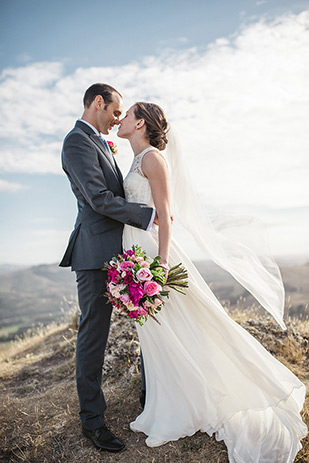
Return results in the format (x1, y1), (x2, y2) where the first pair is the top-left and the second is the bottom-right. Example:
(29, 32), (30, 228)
(123, 147), (155, 206)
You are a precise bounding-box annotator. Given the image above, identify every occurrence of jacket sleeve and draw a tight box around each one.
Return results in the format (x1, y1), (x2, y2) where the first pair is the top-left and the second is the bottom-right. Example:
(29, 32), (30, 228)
(62, 131), (153, 230)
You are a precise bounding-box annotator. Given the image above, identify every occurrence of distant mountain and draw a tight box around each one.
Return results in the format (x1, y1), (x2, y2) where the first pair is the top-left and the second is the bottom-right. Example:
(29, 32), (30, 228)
(0, 264), (29, 275)
(194, 260), (309, 318)
(0, 260), (308, 342)
(0, 264), (77, 341)
(0, 263), (76, 293)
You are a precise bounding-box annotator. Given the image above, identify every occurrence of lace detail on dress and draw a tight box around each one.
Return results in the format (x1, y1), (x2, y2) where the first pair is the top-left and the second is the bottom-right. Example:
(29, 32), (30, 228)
(123, 148), (158, 206)
(130, 151), (147, 178)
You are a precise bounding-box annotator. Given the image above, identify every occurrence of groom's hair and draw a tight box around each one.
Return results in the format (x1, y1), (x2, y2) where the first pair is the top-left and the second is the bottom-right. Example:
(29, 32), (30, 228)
(83, 83), (122, 108)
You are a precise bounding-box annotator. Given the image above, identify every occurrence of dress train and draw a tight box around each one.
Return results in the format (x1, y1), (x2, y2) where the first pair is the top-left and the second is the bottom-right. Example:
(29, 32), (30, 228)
(122, 148), (307, 462)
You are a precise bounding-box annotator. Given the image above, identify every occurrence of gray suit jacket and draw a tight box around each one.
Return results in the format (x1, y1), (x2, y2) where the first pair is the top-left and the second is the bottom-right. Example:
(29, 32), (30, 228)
(59, 120), (153, 271)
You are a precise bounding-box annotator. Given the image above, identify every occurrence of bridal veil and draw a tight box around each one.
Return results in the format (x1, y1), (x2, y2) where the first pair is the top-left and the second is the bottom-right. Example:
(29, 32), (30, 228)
(165, 126), (286, 329)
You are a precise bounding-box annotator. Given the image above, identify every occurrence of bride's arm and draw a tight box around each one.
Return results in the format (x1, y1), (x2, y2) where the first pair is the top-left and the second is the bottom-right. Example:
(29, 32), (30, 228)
(142, 151), (171, 267)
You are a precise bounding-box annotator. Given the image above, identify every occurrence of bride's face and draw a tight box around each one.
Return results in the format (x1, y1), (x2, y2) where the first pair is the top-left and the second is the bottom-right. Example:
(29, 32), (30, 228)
(117, 105), (139, 139)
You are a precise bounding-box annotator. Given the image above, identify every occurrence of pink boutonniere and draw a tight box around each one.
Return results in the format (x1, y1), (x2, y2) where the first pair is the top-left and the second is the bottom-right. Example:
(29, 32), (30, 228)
(107, 140), (118, 155)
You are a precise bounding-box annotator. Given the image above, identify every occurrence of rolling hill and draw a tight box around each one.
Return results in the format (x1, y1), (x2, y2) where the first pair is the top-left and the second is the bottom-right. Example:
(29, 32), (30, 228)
(0, 260), (308, 342)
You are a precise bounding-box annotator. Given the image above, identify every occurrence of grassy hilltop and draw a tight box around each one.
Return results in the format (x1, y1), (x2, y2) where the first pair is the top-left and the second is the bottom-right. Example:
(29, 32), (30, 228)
(0, 311), (308, 463)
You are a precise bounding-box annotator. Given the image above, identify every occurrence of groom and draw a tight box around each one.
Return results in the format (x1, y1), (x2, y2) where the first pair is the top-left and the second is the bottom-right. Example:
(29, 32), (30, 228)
(59, 83), (154, 452)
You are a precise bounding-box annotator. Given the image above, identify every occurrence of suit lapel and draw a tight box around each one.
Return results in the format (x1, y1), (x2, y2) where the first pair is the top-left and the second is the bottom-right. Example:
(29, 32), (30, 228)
(75, 120), (122, 184)
(114, 158), (123, 183)
(90, 134), (120, 177)
(90, 133), (118, 170)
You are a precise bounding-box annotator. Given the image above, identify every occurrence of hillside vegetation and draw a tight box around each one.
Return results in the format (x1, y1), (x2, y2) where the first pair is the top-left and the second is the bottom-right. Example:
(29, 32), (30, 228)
(1, 261), (308, 342)
(0, 265), (76, 342)
(0, 311), (308, 463)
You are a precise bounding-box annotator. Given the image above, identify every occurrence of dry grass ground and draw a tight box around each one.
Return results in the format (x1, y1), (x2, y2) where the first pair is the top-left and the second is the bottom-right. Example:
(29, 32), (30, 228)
(0, 312), (308, 463)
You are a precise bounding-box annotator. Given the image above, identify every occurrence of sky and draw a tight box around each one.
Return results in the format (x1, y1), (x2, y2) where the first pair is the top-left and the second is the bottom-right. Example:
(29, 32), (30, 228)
(0, 0), (309, 266)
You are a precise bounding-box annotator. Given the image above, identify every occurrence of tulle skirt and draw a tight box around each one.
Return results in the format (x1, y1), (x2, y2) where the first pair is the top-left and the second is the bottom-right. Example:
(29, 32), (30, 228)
(123, 224), (307, 463)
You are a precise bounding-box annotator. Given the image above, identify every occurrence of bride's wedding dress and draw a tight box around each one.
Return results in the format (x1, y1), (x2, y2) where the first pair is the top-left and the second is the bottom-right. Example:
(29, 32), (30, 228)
(122, 147), (307, 462)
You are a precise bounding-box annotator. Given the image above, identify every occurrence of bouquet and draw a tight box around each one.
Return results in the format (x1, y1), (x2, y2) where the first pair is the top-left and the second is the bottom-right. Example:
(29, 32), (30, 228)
(104, 245), (188, 325)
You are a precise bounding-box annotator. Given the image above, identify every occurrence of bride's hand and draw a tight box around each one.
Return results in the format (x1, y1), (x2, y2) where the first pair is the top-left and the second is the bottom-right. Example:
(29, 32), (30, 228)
(159, 260), (169, 279)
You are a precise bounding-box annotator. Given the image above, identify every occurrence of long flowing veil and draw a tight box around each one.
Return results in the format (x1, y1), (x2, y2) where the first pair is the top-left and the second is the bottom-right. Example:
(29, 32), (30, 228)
(165, 126), (286, 329)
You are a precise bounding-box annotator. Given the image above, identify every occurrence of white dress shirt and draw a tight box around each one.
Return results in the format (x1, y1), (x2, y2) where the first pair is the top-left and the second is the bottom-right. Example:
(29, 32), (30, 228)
(78, 119), (115, 166)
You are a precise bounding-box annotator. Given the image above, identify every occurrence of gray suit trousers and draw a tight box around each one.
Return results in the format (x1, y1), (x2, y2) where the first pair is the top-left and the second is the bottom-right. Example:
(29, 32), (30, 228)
(75, 269), (112, 430)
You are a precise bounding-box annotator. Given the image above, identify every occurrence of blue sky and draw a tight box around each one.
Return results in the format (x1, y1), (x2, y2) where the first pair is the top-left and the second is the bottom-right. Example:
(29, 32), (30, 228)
(2, 0), (301, 69)
(1, 0), (309, 265)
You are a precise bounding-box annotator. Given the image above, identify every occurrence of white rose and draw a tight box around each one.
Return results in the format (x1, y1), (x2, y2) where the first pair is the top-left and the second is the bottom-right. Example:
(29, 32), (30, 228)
(126, 301), (136, 312)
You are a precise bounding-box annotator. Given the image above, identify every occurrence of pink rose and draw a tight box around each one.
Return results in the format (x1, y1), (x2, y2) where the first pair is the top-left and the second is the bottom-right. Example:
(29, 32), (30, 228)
(144, 280), (162, 297)
(117, 283), (126, 291)
(136, 267), (153, 282)
(119, 261), (134, 271)
(140, 260), (150, 268)
(138, 307), (147, 316)
(120, 293), (130, 305)
(107, 140), (118, 155)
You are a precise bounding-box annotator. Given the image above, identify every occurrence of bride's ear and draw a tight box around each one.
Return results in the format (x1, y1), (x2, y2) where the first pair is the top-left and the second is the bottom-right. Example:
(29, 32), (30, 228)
(136, 119), (145, 129)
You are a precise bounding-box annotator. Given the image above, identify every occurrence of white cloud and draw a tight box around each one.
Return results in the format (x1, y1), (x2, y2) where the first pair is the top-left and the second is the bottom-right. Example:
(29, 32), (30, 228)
(0, 178), (27, 192)
(0, 10), (308, 212)
(0, 141), (62, 174)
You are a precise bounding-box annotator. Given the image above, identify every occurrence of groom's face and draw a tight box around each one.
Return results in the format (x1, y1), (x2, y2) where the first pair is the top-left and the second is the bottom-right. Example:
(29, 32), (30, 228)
(98, 92), (123, 135)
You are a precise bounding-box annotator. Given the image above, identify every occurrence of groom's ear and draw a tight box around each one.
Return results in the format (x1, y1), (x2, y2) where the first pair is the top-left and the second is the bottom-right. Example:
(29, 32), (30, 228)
(94, 94), (106, 110)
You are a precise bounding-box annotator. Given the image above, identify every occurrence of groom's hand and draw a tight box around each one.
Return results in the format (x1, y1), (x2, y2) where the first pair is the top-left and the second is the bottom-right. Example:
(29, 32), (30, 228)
(153, 214), (174, 226)
(153, 212), (159, 225)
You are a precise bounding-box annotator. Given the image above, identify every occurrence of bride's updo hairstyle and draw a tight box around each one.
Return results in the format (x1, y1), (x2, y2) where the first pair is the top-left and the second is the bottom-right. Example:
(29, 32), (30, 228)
(134, 102), (169, 151)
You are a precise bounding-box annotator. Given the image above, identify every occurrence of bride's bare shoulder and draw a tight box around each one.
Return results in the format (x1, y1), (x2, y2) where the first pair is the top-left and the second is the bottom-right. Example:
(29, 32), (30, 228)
(142, 149), (167, 167)
(141, 149), (168, 178)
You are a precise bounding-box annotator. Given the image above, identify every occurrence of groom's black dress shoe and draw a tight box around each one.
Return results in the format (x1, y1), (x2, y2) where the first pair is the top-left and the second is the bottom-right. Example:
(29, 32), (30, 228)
(82, 424), (125, 452)
(140, 389), (146, 408)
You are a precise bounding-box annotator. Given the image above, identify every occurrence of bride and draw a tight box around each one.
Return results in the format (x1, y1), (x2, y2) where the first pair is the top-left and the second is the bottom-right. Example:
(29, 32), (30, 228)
(117, 102), (307, 462)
